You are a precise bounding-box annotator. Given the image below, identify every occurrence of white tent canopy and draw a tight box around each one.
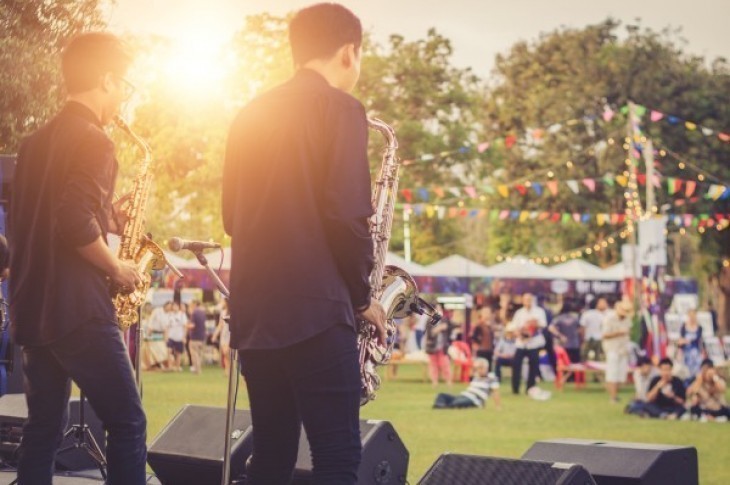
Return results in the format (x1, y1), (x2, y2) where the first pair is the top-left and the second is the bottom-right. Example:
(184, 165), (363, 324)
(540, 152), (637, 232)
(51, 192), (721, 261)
(424, 254), (494, 278)
(599, 262), (625, 281)
(385, 252), (428, 276)
(548, 260), (610, 281)
(482, 256), (555, 279)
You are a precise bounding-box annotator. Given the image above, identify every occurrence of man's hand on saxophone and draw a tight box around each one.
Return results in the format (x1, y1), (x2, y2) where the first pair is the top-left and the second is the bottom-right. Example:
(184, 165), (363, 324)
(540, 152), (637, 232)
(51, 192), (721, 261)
(358, 299), (387, 345)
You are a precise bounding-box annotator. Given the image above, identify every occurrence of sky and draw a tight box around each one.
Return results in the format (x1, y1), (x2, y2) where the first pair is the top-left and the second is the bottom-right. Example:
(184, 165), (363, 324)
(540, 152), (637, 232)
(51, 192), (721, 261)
(105, 0), (730, 77)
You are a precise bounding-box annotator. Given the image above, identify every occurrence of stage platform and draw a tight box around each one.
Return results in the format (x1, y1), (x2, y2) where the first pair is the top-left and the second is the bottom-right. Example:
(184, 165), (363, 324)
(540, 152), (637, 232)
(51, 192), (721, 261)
(0, 470), (162, 484)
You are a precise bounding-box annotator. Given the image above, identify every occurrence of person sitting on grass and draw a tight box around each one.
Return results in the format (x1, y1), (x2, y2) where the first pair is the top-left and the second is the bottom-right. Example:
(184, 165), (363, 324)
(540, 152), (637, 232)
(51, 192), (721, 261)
(432, 358), (501, 410)
(644, 357), (686, 420)
(686, 359), (729, 422)
(625, 356), (658, 416)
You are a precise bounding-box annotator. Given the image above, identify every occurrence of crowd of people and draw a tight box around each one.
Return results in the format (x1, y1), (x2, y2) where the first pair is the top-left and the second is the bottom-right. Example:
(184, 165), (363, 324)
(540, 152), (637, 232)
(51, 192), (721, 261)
(141, 300), (227, 375)
(397, 292), (727, 421)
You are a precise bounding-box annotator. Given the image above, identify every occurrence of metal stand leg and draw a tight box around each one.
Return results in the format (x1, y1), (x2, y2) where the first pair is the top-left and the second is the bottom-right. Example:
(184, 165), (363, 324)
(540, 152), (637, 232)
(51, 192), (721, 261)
(56, 391), (107, 480)
(221, 348), (239, 485)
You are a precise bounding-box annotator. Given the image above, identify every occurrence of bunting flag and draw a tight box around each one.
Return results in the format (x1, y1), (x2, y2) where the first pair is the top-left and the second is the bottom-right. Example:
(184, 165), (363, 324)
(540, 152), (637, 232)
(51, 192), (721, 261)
(685, 180), (697, 197)
(566, 180), (580, 194)
(497, 185), (509, 198)
(707, 184), (727, 201)
(532, 182), (543, 196)
(582, 178), (596, 192)
(464, 186), (477, 198)
(547, 180), (559, 196)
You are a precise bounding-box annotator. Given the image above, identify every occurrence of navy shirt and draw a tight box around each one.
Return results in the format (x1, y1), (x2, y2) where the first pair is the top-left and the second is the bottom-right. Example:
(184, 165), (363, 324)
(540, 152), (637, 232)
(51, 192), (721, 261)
(190, 307), (207, 341)
(222, 69), (374, 350)
(9, 102), (118, 346)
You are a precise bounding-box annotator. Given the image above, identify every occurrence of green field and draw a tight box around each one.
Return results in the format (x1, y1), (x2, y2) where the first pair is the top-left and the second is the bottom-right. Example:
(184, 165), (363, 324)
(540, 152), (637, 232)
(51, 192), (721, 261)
(141, 364), (728, 484)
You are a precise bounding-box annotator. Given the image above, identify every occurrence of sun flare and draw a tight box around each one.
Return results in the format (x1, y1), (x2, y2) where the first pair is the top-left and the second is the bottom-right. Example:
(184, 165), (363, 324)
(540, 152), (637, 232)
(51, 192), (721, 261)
(157, 27), (233, 95)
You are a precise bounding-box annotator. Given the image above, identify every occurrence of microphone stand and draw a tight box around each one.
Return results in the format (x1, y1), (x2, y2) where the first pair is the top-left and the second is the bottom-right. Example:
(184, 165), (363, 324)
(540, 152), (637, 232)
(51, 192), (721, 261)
(189, 250), (238, 485)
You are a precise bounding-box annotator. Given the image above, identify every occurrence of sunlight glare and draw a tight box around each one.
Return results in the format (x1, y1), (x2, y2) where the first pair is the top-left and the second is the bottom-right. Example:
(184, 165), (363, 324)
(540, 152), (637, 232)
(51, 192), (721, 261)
(159, 27), (232, 96)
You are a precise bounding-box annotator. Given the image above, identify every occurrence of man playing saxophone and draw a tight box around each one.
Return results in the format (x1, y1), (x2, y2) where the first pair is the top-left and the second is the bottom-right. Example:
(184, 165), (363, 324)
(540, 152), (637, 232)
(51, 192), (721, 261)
(222, 4), (385, 484)
(8, 33), (147, 484)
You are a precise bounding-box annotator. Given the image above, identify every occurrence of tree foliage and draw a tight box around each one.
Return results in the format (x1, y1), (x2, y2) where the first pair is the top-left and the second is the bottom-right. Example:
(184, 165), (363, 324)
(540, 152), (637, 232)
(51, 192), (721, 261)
(0, 0), (104, 151)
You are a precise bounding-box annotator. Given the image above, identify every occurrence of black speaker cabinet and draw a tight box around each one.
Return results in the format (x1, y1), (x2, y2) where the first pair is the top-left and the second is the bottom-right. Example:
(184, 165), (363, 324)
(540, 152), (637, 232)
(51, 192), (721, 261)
(418, 453), (596, 485)
(0, 393), (105, 471)
(292, 419), (409, 484)
(147, 405), (253, 485)
(522, 439), (698, 485)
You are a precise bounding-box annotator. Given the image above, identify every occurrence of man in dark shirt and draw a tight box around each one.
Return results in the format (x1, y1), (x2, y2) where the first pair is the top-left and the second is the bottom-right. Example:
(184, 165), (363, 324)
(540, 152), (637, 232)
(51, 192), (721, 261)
(187, 300), (207, 374)
(645, 357), (687, 419)
(8, 33), (146, 484)
(222, 4), (385, 484)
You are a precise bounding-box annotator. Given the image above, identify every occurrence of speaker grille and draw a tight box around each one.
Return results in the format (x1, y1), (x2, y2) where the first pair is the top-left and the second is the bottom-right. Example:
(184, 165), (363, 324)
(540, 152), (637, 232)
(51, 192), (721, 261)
(419, 454), (594, 485)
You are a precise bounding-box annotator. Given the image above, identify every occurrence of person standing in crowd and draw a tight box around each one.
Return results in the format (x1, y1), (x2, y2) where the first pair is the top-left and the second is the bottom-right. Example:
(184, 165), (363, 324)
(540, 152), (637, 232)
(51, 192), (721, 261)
(165, 302), (187, 371)
(470, 306), (496, 368)
(187, 300), (207, 374)
(212, 299), (232, 375)
(686, 359), (729, 422)
(602, 299), (633, 403)
(142, 302), (172, 370)
(510, 293), (547, 394)
(645, 358), (686, 419)
(625, 356), (658, 416)
(549, 301), (582, 363)
(7, 32), (147, 484)
(676, 308), (704, 382)
(425, 305), (453, 387)
(493, 324), (517, 382)
(221, 4), (386, 483)
(580, 296), (608, 361)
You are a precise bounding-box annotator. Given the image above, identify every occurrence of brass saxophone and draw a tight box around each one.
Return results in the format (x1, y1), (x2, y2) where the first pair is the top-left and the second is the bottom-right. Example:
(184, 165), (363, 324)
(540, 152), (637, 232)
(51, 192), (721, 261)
(111, 116), (167, 329)
(359, 118), (440, 405)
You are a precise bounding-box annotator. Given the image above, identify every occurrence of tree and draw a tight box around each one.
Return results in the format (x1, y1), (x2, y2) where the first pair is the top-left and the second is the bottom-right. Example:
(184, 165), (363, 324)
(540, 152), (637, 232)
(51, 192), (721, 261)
(0, 0), (104, 151)
(479, 19), (730, 331)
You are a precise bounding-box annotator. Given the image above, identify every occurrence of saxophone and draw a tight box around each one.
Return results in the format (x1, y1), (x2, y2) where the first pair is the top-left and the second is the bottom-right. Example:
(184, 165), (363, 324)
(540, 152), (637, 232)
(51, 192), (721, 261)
(111, 116), (167, 329)
(359, 118), (441, 405)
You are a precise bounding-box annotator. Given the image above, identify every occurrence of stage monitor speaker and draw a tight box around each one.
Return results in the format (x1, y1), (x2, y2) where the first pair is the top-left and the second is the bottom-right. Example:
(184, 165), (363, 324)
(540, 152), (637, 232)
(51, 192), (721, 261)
(0, 393), (105, 471)
(522, 439), (698, 485)
(291, 419), (409, 484)
(147, 405), (253, 485)
(418, 453), (596, 485)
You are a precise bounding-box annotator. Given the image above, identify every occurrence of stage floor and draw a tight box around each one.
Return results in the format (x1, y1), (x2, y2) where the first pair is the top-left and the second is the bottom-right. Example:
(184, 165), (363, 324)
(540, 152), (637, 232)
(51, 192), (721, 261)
(0, 470), (162, 484)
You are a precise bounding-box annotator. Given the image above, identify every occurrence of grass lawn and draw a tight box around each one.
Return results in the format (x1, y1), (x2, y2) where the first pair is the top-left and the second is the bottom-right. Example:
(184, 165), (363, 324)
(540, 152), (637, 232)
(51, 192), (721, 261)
(141, 364), (729, 484)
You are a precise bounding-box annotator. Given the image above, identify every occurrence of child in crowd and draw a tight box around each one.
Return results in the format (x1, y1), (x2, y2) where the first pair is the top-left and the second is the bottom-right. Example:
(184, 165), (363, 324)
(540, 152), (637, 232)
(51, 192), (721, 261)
(165, 301), (188, 371)
(493, 324), (517, 382)
(433, 358), (501, 410)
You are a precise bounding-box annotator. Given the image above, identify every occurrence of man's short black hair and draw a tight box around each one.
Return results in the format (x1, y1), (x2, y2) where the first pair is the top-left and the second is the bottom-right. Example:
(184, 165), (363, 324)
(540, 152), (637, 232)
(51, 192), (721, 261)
(289, 3), (362, 66)
(701, 358), (714, 368)
(62, 32), (132, 94)
(637, 356), (652, 367)
(658, 357), (673, 367)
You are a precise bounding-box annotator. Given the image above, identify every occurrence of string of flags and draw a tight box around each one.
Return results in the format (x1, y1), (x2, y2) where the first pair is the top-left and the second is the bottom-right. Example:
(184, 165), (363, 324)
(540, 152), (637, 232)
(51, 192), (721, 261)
(400, 203), (729, 229)
(622, 104), (730, 144)
(398, 175), (728, 202)
(399, 102), (729, 166)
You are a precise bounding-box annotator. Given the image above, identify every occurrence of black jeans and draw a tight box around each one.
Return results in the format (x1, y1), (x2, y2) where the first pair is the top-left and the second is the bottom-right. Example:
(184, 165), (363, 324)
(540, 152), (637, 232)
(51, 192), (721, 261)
(494, 357), (513, 381)
(239, 324), (361, 485)
(512, 348), (540, 394)
(17, 319), (147, 485)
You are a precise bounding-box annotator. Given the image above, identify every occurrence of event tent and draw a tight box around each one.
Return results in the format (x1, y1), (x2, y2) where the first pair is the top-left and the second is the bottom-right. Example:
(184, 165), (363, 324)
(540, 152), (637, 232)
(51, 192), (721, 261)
(548, 260), (611, 281)
(599, 262), (625, 281)
(424, 254), (494, 278)
(385, 252), (429, 276)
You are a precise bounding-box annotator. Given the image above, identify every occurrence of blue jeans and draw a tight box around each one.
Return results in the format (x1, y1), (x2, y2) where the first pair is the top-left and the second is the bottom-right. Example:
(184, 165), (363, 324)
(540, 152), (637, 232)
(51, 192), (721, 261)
(239, 324), (362, 485)
(17, 319), (147, 485)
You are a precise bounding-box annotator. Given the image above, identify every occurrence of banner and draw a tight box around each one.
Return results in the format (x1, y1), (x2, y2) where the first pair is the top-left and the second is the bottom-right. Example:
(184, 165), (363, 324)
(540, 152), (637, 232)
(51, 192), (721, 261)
(638, 217), (668, 266)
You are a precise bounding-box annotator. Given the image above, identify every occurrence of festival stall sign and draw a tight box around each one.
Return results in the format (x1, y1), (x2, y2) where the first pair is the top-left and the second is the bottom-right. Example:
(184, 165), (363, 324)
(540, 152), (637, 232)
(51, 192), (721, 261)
(467, 276), (623, 299)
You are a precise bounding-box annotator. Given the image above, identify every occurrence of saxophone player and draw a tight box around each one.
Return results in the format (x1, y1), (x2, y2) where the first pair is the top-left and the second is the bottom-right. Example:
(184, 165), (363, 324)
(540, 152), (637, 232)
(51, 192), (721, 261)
(8, 33), (147, 484)
(222, 4), (385, 484)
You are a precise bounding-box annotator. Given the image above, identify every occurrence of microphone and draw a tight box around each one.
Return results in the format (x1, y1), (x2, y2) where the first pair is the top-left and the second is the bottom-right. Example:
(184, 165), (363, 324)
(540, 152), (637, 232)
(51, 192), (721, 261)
(168, 237), (221, 253)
